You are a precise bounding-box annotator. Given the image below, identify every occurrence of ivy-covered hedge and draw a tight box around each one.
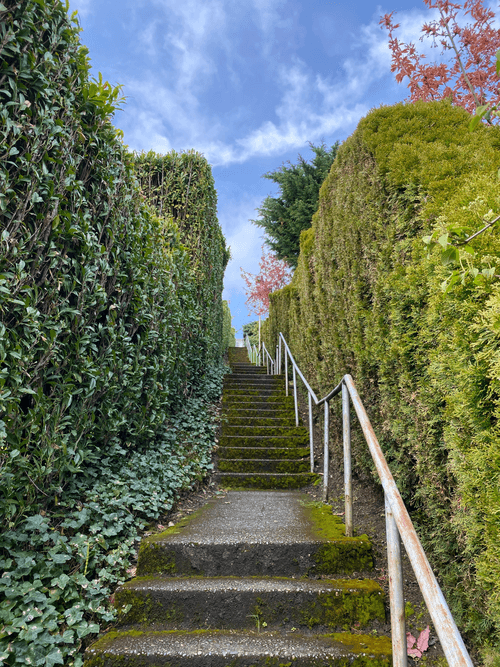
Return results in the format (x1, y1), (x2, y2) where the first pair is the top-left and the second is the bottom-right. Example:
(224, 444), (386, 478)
(0, 0), (228, 663)
(0, 0), (227, 527)
(263, 100), (500, 657)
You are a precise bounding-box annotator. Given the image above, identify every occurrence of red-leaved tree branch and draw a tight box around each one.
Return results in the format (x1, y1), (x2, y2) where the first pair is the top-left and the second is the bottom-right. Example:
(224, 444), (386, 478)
(241, 246), (292, 317)
(380, 0), (500, 121)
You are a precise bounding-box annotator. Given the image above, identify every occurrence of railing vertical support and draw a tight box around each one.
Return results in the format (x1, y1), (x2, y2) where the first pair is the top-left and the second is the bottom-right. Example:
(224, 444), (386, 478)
(322, 401), (329, 502)
(292, 365), (299, 427)
(385, 493), (408, 667)
(275, 345), (279, 375)
(285, 348), (289, 397)
(278, 337), (282, 374)
(342, 380), (353, 537)
(308, 392), (314, 472)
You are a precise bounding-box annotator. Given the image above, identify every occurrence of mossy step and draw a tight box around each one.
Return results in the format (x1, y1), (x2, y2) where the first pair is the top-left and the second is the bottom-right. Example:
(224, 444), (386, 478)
(218, 446), (310, 459)
(222, 408), (296, 419)
(136, 491), (373, 577)
(223, 388), (285, 397)
(225, 374), (283, 381)
(220, 434), (309, 447)
(114, 576), (385, 630)
(225, 416), (297, 427)
(223, 396), (294, 406)
(216, 472), (318, 489)
(218, 459), (310, 473)
(222, 425), (308, 437)
(85, 629), (392, 667)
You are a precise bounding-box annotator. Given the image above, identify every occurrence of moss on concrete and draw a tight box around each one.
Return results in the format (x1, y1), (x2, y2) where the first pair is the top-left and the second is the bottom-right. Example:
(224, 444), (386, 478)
(222, 426), (308, 437)
(301, 502), (374, 575)
(218, 447), (310, 459)
(218, 473), (319, 489)
(217, 459), (309, 474)
(220, 435), (309, 447)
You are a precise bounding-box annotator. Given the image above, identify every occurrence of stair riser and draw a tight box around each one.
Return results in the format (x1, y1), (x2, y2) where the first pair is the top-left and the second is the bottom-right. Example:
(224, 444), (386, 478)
(222, 426), (308, 437)
(215, 472), (319, 489)
(223, 389), (285, 397)
(218, 447), (310, 459)
(223, 396), (294, 405)
(222, 409), (295, 419)
(114, 587), (385, 631)
(220, 436), (309, 447)
(217, 459), (310, 473)
(137, 539), (373, 578)
(223, 417), (297, 427)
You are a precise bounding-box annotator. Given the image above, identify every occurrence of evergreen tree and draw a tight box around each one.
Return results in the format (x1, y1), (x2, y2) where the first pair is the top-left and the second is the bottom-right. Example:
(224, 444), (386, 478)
(252, 142), (339, 268)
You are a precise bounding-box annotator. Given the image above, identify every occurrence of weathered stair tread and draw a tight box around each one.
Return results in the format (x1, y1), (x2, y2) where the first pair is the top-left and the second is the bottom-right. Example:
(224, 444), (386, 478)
(115, 576), (385, 630)
(218, 447), (309, 459)
(137, 491), (372, 576)
(85, 629), (392, 666)
(217, 460), (309, 474)
(216, 472), (318, 489)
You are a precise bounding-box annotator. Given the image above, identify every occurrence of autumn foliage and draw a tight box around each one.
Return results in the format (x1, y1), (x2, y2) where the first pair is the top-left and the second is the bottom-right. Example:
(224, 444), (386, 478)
(380, 0), (500, 118)
(241, 246), (291, 316)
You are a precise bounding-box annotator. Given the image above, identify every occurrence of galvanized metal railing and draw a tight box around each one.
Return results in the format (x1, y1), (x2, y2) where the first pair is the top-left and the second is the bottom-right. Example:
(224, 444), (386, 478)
(255, 331), (473, 667)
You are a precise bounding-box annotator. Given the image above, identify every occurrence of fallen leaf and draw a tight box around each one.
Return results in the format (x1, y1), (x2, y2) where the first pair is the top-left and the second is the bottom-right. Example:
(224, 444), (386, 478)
(417, 626), (430, 653)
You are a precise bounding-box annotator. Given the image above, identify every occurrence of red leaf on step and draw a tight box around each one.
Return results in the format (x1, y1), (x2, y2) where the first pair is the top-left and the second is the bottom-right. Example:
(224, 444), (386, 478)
(407, 633), (416, 650)
(417, 626), (430, 653)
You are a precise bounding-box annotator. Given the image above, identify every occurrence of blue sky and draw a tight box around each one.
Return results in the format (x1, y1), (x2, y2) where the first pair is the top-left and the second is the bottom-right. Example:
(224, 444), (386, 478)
(67, 0), (486, 336)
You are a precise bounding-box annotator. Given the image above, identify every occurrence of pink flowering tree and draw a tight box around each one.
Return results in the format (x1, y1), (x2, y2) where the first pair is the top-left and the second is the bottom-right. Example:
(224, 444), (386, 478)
(380, 0), (500, 125)
(241, 246), (292, 344)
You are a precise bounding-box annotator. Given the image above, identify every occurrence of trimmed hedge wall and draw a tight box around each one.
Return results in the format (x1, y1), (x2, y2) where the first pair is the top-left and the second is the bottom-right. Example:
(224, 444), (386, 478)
(263, 100), (500, 655)
(0, 0), (227, 528)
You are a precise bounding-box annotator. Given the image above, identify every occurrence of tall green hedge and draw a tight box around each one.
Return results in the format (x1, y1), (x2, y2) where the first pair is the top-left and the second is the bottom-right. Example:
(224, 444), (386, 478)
(0, 0), (227, 528)
(264, 100), (500, 656)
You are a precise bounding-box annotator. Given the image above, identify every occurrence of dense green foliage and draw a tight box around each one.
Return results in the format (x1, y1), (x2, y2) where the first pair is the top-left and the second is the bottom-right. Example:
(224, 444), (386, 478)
(0, 0), (228, 663)
(263, 100), (500, 657)
(133, 150), (229, 366)
(222, 300), (236, 350)
(243, 321), (259, 345)
(252, 142), (339, 268)
(0, 363), (225, 666)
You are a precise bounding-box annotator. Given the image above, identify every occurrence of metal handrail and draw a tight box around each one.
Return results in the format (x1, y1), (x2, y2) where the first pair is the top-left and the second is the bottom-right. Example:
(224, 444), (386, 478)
(258, 331), (473, 667)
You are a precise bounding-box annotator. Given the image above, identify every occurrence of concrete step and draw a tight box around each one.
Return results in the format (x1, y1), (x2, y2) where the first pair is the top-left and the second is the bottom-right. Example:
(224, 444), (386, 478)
(217, 446), (310, 459)
(222, 396), (295, 408)
(225, 374), (282, 382)
(137, 491), (372, 577)
(222, 425), (308, 437)
(218, 459), (310, 474)
(222, 407), (295, 419)
(224, 416), (297, 427)
(114, 576), (385, 630)
(220, 434), (309, 447)
(216, 472), (318, 489)
(223, 388), (285, 397)
(85, 629), (392, 666)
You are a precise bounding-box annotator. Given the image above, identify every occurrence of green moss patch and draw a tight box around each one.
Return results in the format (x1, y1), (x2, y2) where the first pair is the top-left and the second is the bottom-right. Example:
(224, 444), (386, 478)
(217, 473), (319, 489)
(218, 447), (310, 459)
(218, 459), (309, 474)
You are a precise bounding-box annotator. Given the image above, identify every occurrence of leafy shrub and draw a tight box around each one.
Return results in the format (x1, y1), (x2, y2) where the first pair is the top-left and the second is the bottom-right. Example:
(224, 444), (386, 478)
(0, 2), (229, 663)
(263, 100), (500, 654)
(0, 0), (226, 528)
(0, 362), (226, 666)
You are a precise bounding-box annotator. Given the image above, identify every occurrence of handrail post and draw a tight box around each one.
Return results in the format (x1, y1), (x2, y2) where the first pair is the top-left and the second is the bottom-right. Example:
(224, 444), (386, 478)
(322, 400), (329, 502)
(292, 365), (299, 427)
(342, 380), (353, 537)
(275, 345), (279, 375)
(308, 392), (314, 472)
(385, 493), (408, 667)
(285, 348), (289, 397)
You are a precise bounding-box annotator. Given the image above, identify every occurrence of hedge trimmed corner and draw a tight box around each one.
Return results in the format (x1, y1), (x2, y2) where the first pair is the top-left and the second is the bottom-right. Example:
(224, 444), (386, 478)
(0, 0), (227, 527)
(263, 100), (500, 658)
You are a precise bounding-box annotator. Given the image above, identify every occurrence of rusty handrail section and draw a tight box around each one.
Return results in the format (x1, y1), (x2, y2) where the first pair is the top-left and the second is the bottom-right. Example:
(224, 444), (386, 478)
(256, 332), (474, 667)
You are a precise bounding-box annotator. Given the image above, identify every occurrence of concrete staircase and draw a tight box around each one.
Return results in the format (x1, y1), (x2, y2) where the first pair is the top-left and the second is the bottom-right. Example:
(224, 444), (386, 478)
(84, 347), (392, 667)
(217, 348), (317, 489)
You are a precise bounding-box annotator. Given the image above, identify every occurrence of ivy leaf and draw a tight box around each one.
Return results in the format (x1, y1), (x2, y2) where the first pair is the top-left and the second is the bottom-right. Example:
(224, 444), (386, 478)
(45, 649), (64, 667)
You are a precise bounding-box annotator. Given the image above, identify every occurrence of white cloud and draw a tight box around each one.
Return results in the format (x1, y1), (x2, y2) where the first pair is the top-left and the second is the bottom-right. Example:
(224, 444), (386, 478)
(69, 0), (93, 19)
